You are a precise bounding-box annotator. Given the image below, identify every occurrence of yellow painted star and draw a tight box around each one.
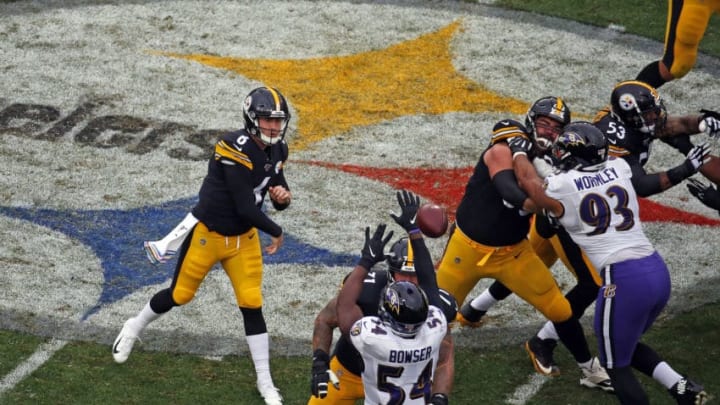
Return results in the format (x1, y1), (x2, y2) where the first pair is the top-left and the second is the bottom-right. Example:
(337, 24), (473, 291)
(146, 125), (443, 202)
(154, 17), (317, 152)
(159, 20), (529, 150)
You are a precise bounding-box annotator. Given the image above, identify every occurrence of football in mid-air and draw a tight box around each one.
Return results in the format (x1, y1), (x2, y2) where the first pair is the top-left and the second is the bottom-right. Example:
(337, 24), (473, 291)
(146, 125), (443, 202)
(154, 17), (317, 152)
(417, 203), (449, 238)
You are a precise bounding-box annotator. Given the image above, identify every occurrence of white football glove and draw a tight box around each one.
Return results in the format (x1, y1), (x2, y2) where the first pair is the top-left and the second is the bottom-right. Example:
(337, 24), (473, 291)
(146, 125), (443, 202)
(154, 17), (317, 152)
(700, 109), (720, 138)
(686, 142), (712, 170)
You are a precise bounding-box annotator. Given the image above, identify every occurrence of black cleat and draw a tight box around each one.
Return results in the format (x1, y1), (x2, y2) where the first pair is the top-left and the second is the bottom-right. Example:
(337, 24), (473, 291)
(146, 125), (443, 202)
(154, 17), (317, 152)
(668, 377), (708, 405)
(524, 335), (560, 376)
(457, 302), (486, 328)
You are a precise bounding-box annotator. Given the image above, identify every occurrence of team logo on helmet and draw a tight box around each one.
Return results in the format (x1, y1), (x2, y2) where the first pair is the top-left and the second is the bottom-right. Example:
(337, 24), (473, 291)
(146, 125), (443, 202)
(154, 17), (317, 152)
(386, 288), (401, 315)
(617, 93), (637, 112)
(549, 98), (568, 121)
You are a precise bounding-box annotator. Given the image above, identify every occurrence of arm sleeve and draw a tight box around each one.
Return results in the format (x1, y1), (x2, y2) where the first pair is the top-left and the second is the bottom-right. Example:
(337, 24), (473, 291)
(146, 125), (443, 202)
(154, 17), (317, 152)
(492, 169), (528, 208)
(409, 236), (441, 308)
(224, 164), (283, 237)
(625, 157), (664, 197)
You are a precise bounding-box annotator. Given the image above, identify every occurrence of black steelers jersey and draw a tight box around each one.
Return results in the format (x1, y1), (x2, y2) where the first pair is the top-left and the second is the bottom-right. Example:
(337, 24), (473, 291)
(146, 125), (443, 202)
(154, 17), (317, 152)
(192, 129), (289, 237)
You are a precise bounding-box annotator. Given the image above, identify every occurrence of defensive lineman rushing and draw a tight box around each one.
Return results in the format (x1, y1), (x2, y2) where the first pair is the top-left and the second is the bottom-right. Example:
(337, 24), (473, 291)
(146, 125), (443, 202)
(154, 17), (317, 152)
(308, 235), (457, 404)
(336, 193), (450, 405)
(112, 87), (293, 405)
(511, 121), (709, 405)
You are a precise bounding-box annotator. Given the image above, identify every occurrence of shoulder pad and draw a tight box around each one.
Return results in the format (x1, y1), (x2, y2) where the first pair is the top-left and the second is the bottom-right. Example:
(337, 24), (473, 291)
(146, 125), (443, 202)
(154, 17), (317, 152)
(592, 106), (612, 123)
(490, 119), (529, 145)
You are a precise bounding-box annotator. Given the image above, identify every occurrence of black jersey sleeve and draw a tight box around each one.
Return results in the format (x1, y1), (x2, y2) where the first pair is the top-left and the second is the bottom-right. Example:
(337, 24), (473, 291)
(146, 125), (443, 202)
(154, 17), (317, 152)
(409, 236), (441, 308)
(223, 163), (283, 237)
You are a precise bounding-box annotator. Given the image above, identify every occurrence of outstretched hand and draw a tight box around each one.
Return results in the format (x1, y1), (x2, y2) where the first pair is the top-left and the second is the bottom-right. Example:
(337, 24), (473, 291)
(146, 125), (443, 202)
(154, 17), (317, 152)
(390, 189), (421, 232)
(687, 178), (720, 211)
(685, 142), (712, 171)
(358, 224), (394, 270)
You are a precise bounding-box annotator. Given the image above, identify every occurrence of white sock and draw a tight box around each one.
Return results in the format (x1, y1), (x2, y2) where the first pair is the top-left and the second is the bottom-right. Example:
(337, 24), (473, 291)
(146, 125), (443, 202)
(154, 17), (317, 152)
(537, 321), (559, 341)
(246, 333), (273, 384)
(132, 302), (162, 332)
(652, 361), (683, 389)
(153, 213), (199, 256)
(469, 289), (498, 312)
(578, 358), (593, 369)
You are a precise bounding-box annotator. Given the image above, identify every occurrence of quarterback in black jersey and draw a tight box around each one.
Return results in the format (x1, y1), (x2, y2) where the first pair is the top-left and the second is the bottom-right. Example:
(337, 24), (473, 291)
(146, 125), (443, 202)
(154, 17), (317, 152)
(309, 191), (457, 405)
(112, 87), (292, 405)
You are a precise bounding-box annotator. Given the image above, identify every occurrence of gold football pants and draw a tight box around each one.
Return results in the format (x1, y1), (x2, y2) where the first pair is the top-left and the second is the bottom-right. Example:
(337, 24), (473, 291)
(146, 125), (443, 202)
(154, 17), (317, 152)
(436, 225), (571, 323)
(170, 222), (264, 308)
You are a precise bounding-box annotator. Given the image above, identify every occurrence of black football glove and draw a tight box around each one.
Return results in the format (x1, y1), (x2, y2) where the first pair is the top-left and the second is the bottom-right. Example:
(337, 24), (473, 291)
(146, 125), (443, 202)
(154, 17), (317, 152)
(310, 349), (339, 398)
(700, 109), (720, 138)
(687, 178), (720, 211)
(390, 189), (421, 232)
(508, 135), (533, 159)
(358, 224), (393, 270)
(429, 393), (449, 405)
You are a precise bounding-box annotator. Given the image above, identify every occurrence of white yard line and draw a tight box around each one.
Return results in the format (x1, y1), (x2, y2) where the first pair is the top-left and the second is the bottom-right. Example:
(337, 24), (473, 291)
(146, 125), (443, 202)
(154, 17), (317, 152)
(0, 339), (67, 395)
(505, 373), (550, 404)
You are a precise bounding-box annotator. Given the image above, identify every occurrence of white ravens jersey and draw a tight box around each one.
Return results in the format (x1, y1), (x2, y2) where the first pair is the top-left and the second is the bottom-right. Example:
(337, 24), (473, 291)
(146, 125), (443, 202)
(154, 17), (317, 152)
(544, 157), (654, 269)
(349, 305), (447, 405)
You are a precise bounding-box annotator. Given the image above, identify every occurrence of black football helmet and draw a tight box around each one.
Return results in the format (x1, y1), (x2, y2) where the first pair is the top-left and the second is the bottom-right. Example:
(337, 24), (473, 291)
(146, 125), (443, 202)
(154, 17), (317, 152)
(551, 121), (608, 172)
(386, 237), (415, 276)
(378, 281), (429, 338)
(610, 80), (667, 135)
(242, 87), (291, 145)
(525, 96), (572, 151)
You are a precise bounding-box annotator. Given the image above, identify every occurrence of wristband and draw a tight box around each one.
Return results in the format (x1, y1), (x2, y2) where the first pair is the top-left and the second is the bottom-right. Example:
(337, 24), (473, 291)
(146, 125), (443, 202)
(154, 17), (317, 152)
(666, 160), (695, 185)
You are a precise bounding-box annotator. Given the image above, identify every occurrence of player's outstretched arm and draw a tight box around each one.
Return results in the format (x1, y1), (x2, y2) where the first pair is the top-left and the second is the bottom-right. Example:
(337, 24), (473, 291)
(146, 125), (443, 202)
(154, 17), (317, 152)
(337, 224), (393, 336)
(390, 189), (441, 305)
(511, 151), (563, 217)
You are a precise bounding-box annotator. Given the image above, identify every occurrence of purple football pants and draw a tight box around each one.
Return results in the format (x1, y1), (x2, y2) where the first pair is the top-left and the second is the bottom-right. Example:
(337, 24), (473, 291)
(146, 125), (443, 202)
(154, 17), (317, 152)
(594, 251), (671, 369)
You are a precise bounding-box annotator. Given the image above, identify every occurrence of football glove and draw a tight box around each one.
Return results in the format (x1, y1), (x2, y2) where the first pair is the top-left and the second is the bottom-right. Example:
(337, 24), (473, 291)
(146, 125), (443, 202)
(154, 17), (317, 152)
(686, 142), (712, 171)
(687, 178), (720, 211)
(700, 109), (720, 138)
(310, 349), (339, 398)
(429, 393), (449, 405)
(358, 224), (393, 270)
(508, 135), (533, 159)
(390, 189), (421, 232)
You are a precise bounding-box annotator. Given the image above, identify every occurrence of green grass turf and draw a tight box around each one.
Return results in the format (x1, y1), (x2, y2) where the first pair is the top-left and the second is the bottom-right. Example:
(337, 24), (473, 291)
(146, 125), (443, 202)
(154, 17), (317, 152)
(1, 301), (717, 404)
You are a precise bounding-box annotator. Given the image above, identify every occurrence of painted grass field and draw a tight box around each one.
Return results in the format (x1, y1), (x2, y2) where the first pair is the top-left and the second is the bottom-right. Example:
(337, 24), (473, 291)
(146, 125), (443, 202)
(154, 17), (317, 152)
(1, 0), (719, 404)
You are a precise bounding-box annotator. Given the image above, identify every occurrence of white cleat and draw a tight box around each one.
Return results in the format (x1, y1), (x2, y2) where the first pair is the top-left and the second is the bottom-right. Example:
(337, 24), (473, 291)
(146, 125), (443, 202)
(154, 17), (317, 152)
(257, 380), (283, 405)
(579, 357), (614, 393)
(112, 318), (141, 364)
